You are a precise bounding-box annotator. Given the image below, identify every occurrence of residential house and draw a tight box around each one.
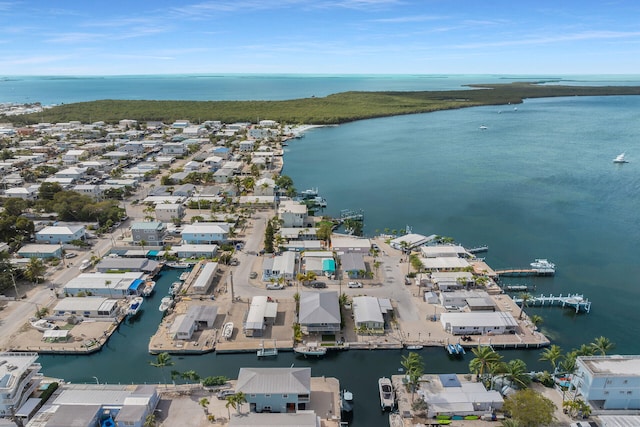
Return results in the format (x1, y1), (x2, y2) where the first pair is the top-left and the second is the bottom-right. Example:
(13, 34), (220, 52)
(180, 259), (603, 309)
(181, 222), (230, 244)
(0, 352), (42, 416)
(35, 225), (86, 244)
(420, 256), (471, 272)
(203, 155), (223, 171)
(302, 251), (335, 277)
(54, 166), (87, 181)
(244, 296), (278, 337)
(17, 244), (63, 259)
(95, 258), (161, 274)
(172, 184), (196, 197)
(61, 149), (87, 164)
(262, 251), (296, 283)
(162, 142), (186, 155)
(191, 262), (218, 294)
(339, 252), (367, 279)
(121, 141), (145, 154)
(62, 272), (144, 298)
(254, 177), (276, 196)
(430, 272), (474, 292)
(298, 291), (341, 335)
(419, 374), (503, 418)
(574, 355), (640, 410)
(130, 221), (166, 245)
(439, 290), (494, 310)
(278, 200), (309, 228)
(169, 305), (217, 340)
(170, 244), (218, 259)
(420, 245), (470, 258)
(238, 140), (255, 152)
(155, 203), (184, 223)
(352, 296), (392, 332)
(331, 235), (372, 254)
(3, 186), (38, 200)
(53, 297), (118, 318)
(236, 367), (311, 413)
(389, 233), (437, 251)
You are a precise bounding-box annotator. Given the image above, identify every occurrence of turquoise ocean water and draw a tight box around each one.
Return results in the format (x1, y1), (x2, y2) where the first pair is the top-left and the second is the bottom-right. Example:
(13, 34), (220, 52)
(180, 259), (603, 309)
(6, 74), (639, 426)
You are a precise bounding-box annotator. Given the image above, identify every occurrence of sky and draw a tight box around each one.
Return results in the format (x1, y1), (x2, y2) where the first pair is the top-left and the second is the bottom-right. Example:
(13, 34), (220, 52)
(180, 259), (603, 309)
(1, 0), (640, 75)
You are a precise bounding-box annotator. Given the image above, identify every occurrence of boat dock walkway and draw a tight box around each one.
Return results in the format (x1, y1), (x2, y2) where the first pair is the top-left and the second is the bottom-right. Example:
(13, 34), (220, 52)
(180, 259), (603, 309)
(495, 268), (550, 277)
(511, 293), (591, 313)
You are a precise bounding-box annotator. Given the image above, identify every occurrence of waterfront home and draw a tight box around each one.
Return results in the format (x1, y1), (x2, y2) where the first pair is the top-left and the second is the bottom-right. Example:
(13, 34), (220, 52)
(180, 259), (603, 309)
(29, 383), (159, 427)
(53, 297), (118, 318)
(418, 373), (503, 418)
(262, 251), (297, 283)
(35, 225), (86, 244)
(170, 244), (218, 259)
(229, 412), (320, 427)
(339, 252), (367, 279)
(169, 305), (218, 340)
(154, 203), (184, 222)
(17, 244), (62, 259)
(278, 200), (309, 228)
(236, 367), (311, 413)
(298, 291), (341, 335)
(419, 256), (471, 272)
(181, 222), (230, 244)
(420, 245), (470, 258)
(244, 296), (278, 337)
(439, 290), (494, 310)
(95, 257), (161, 274)
(331, 235), (372, 254)
(131, 221), (166, 245)
(389, 233), (437, 251)
(439, 312), (518, 335)
(191, 262), (219, 294)
(352, 296), (393, 333)
(0, 352), (42, 417)
(574, 355), (640, 411)
(279, 227), (318, 241)
(62, 272), (144, 298)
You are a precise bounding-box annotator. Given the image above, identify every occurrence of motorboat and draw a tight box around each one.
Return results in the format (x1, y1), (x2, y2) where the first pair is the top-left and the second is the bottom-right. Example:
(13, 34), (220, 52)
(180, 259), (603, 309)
(222, 322), (234, 339)
(79, 260), (91, 271)
(30, 318), (58, 332)
(169, 282), (182, 296)
(299, 188), (318, 199)
(405, 344), (423, 350)
(142, 281), (155, 296)
(158, 297), (172, 312)
(166, 262), (192, 269)
(613, 153), (629, 163)
(293, 342), (327, 357)
(479, 125), (488, 130)
(378, 377), (395, 411)
(179, 272), (190, 281)
(340, 389), (354, 413)
(127, 296), (143, 316)
(530, 259), (556, 275)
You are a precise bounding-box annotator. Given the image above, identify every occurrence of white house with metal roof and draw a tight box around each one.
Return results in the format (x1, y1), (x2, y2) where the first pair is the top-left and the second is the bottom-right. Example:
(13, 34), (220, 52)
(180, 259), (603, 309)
(191, 262), (218, 294)
(262, 251), (297, 282)
(169, 305), (218, 340)
(236, 367), (311, 413)
(0, 352), (42, 417)
(62, 272), (144, 298)
(352, 296), (393, 332)
(418, 374), (503, 418)
(278, 200), (309, 228)
(298, 291), (341, 335)
(420, 245), (469, 258)
(574, 355), (640, 410)
(389, 233), (437, 251)
(244, 296), (278, 337)
(181, 222), (230, 244)
(35, 224), (86, 244)
(420, 257), (470, 272)
(53, 297), (118, 318)
(439, 312), (518, 335)
(17, 244), (63, 259)
(130, 221), (166, 245)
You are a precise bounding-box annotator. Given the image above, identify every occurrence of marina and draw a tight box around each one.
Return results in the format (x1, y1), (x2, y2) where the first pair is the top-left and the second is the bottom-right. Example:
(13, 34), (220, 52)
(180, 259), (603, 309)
(511, 293), (592, 313)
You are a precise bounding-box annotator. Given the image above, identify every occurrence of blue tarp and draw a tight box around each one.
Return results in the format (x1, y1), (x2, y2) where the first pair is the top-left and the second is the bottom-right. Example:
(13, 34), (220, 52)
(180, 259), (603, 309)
(129, 279), (144, 290)
(322, 258), (336, 272)
(148, 250), (160, 256)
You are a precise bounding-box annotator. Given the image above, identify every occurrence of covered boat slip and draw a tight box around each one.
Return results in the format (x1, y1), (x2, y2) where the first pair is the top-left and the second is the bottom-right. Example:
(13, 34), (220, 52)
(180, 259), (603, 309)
(190, 262), (218, 294)
(243, 296), (278, 337)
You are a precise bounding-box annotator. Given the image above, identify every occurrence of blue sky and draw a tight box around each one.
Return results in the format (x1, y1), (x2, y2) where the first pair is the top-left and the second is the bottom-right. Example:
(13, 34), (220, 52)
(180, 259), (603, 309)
(2, 0), (640, 75)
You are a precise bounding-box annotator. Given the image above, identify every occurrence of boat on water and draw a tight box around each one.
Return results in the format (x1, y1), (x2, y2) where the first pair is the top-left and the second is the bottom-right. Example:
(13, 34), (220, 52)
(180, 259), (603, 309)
(179, 272), (190, 281)
(158, 297), (172, 312)
(530, 259), (556, 275)
(479, 125), (488, 130)
(299, 188), (318, 199)
(613, 153), (629, 163)
(169, 282), (182, 296)
(389, 412), (403, 427)
(166, 262), (192, 269)
(293, 342), (327, 357)
(142, 281), (155, 296)
(340, 389), (354, 413)
(378, 377), (395, 411)
(127, 296), (143, 317)
(222, 322), (234, 339)
(405, 344), (423, 350)
(30, 318), (58, 332)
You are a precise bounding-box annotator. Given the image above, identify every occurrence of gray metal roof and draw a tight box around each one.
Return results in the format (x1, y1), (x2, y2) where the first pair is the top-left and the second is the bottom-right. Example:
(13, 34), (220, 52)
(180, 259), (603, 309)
(236, 367), (311, 395)
(298, 291), (340, 325)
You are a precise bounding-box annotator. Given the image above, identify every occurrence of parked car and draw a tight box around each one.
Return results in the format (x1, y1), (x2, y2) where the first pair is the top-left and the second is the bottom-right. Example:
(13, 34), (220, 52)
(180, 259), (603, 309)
(64, 253), (77, 259)
(347, 281), (363, 288)
(229, 258), (239, 266)
(216, 389), (236, 400)
(308, 281), (327, 288)
(266, 283), (284, 290)
(249, 272), (258, 279)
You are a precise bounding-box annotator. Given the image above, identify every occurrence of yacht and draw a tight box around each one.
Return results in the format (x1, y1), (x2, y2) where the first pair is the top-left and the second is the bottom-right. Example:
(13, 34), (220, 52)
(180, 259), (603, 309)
(127, 296), (144, 317)
(613, 153), (629, 163)
(158, 297), (172, 312)
(378, 377), (395, 411)
(530, 259), (556, 275)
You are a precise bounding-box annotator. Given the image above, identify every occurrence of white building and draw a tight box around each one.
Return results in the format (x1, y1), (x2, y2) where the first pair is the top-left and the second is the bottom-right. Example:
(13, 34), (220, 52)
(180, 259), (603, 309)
(53, 297), (118, 318)
(352, 296), (392, 332)
(62, 272), (144, 298)
(244, 296), (278, 337)
(278, 200), (308, 228)
(181, 222), (230, 244)
(0, 352), (42, 417)
(389, 233), (437, 251)
(35, 225), (86, 244)
(262, 251), (297, 282)
(191, 262), (218, 294)
(439, 312), (518, 335)
(574, 355), (640, 410)
(154, 203), (184, 222)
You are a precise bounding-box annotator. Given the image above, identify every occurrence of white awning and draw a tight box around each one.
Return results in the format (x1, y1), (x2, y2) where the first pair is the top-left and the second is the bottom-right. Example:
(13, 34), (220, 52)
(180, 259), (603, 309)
(43, 329), (69, 339)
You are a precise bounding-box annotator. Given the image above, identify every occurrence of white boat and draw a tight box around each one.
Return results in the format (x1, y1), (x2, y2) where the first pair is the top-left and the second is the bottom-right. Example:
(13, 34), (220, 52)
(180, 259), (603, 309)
(158, 297), (172, 312)
(378, 377), (395, 411)
(479, 125), (488, 130)
(179, 272), (190, 281)
(79, 260), (91, 271)
(530, 259), (556, 274)
(166, 262), (192, 269)
(300, 188), (318, 198)
(142, 281), (155, 296)
(613, 153), (629, 163)
(340, 389), (354, 413)
(405, 344), (423, 350)
(222, 322), (234, 339)
(294, 342), (327, 357)
(169, 282), (181, 296)
(30, 318), (58, 332)
(127, 296), (144, 316)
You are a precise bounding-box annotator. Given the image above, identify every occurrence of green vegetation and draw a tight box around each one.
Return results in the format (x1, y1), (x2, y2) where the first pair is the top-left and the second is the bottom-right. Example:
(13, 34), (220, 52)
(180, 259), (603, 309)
(502, 388), (557, 427)
(9, 83), (640, 125)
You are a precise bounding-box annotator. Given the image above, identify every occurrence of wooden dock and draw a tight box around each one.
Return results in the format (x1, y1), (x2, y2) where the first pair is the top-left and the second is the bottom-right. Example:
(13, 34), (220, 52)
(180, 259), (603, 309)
(511, 293), (591, 313)
(495, 268), (549, 277)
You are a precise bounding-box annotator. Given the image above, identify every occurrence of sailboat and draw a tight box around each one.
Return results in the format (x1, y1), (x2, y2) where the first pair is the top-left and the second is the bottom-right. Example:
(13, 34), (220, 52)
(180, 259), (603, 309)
(613, 153), (629, 163)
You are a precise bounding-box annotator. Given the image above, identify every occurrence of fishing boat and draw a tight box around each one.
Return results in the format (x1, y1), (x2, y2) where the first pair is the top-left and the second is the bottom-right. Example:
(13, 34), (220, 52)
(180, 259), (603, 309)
(340, 389), (354, 413)
(158, 297), (172, 312)
(613, 153), (629, 163)
(222, 322), (234, 339)
(378, 377), (395, 411)
(166, 262), (192, 269)
(530, 259), (556, 275)
(30, 318), (58, 332)
(179, 272), (190, 281)
(405, 344), (424, 350)
(169, 282), (182, 296)
(479, 125), (488, 130)
(127, 296), (143, 317)
(293, 342), (327, 357)
(142, 281), (155, 296)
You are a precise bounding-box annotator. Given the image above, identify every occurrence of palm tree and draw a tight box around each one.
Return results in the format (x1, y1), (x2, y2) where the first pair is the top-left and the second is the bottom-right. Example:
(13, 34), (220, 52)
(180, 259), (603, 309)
(24, 258), (46, 284)
(518, 292), (532, 319)
(575, 343), (595, 356)
(139, 239), (148, 256)
(539, 344), (563, 374)
(199, 397), (210, 415)
(469, 346), (502, 385)
(149, 352), (174, 387)
(401, 352), (424, 401)
(143, 413), (157, 427)
(500, 359), (531, 389)
(225, 394), (237, 418)
(234, 392), (247, 414)
(530, 314), (543, 329)
(181, 370), (200, 383)
(591, 336), (615, 355)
